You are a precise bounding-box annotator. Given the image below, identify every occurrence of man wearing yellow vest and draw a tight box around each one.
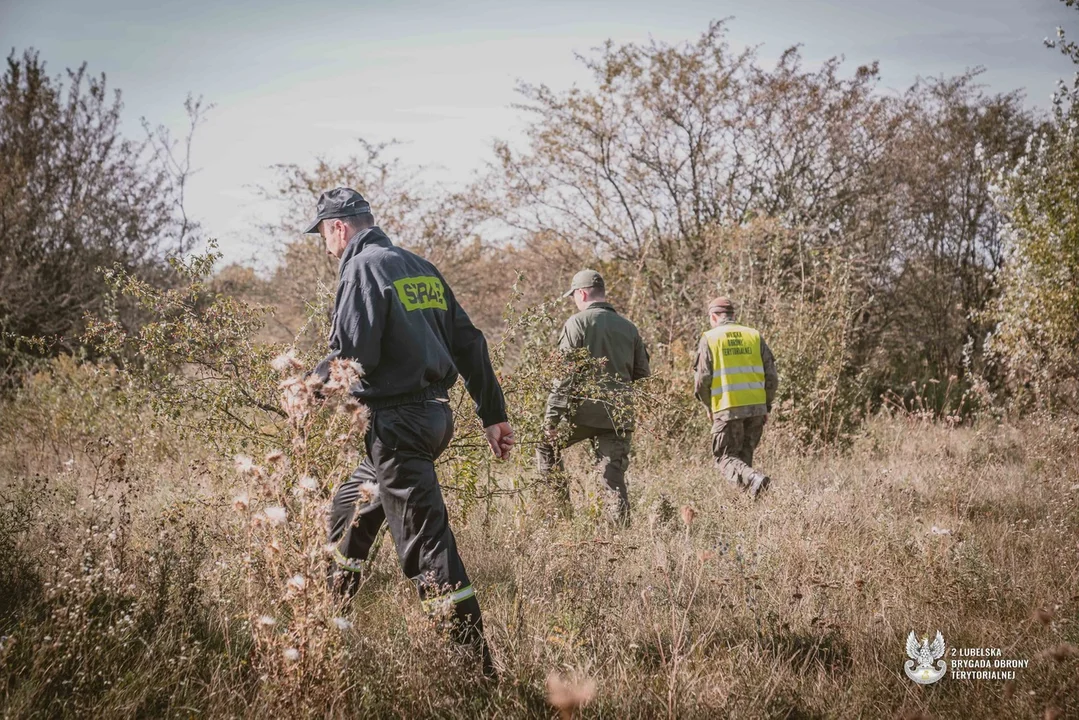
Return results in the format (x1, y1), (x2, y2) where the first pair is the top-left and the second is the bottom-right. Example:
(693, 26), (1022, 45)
(694, 297), (778, 498)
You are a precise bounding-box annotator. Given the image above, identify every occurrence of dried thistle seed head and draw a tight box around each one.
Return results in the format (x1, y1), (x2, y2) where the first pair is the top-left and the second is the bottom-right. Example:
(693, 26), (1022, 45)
(270, 349), (304, 375)
(286, 574), (306, 593)
(232, 492), (250, 512)
(546, 672), (596, 717)
(282, 647), (299, 662)
(332, 617), (352, 630)
(303, 374), (324, 392)
(233, 454), (256, 476)
(278, 377), (305, 392)
(279, 377), (311, 419)
(256, 615), (276, 627)
(350, 403), (371, 434)
(680, 505), (697, 527)
(265, 450), (285, 465)
(356, 481), (379, 505)
(297, 475), (319, 493)
(328, 358), (365, 393)
(264, 506), (287, 526)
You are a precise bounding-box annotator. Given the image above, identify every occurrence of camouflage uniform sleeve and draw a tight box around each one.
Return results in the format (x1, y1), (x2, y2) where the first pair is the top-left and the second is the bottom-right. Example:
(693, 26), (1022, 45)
(761, 337), (778, 412)
(694, 334), (713, 411)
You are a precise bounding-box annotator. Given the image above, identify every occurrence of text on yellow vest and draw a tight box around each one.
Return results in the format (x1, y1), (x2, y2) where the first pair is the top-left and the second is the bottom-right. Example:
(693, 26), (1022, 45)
(705, 323), (767, 412)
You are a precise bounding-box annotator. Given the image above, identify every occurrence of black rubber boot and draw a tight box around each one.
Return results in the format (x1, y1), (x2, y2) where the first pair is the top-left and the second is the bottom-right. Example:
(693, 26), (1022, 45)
(452, 596), (497, 679)
(750, 472), (771, 499)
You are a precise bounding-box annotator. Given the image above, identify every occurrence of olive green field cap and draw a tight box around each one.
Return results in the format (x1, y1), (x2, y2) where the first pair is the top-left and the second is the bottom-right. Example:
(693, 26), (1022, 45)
(563, 269), (605, 298)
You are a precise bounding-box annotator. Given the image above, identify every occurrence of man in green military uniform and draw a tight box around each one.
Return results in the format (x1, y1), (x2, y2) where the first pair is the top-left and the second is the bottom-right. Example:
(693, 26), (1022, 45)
(694, 296), (778, 498)
(537, 269), (650, 524)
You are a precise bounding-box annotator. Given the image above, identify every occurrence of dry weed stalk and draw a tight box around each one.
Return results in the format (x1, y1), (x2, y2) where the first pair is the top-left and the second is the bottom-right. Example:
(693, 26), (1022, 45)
(644, 513), (724, 720)
(223, 351), (375, 707)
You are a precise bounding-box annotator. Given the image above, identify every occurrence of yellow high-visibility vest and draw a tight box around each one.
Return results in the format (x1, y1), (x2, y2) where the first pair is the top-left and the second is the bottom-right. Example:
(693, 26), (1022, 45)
(705, 323), (767, 413)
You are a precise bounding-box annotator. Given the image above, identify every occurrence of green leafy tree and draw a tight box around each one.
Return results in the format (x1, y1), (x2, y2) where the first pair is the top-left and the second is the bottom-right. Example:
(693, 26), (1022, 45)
(0, 49), (202, 381)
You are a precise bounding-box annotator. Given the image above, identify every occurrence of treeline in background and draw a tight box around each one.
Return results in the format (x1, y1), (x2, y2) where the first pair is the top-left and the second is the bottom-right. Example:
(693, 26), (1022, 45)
(3, 20), (1078, 446)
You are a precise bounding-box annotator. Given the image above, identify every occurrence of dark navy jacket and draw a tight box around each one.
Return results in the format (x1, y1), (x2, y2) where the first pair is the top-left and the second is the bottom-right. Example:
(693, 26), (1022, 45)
(315, 226), (507, 427)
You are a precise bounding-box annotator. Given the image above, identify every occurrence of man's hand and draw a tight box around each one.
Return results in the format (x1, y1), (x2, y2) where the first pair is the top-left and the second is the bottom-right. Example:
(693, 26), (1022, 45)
(483, 422), (515, 460)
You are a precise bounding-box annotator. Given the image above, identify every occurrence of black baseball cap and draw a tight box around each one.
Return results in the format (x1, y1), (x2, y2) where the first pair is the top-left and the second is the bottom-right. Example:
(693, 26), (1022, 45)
(303, 187), (372, 234)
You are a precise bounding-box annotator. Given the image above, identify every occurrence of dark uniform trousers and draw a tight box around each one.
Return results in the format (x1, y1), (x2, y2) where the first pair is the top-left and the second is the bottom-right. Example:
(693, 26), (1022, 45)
(536, 425), (631, 524)
(712, 415), (766, 488)
(328, 400), (488, 662)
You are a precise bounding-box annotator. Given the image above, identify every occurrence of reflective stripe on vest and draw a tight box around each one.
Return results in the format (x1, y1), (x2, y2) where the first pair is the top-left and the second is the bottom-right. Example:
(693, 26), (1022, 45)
(705, 323), (767, 412)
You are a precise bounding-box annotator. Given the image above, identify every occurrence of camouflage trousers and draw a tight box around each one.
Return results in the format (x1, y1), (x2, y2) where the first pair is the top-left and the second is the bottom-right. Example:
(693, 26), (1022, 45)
(712, 415), (767, 489)
(536, 424), (631, 525)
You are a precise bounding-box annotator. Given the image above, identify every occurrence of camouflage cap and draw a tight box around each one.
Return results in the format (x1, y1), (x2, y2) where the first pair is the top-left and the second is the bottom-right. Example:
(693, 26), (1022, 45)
(708, 296), (735, 316)
(563, 269), (605, 298)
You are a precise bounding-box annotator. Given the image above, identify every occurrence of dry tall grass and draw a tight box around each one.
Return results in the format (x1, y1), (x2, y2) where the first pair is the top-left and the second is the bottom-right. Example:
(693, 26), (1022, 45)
(1, 379), (1077, 718)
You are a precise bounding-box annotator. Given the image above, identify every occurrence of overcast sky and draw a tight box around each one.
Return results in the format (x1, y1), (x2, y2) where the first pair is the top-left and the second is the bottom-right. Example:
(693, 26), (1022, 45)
(2, 0), (1076, 265)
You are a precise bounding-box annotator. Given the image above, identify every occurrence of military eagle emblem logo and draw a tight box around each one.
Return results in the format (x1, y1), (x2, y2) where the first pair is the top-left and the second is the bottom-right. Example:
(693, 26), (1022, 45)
(904, 630), (947, 684)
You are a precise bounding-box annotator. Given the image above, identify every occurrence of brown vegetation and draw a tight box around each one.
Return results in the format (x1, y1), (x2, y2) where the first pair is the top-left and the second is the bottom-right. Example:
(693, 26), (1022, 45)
(0, 356), (1077, 717)
(2, 6), (1079, 718)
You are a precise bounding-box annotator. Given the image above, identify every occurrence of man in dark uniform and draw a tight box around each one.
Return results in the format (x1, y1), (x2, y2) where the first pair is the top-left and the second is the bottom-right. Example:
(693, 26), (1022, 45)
(306, 188), (514, 676)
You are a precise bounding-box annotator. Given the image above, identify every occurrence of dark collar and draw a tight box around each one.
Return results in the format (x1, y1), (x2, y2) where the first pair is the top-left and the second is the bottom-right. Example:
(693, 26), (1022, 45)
(339, 226), (391, 266)
(586, 301), (617, 312)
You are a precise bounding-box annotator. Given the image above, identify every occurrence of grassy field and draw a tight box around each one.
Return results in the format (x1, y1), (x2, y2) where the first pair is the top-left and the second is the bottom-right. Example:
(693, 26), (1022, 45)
(1, 383), (1077, 718)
